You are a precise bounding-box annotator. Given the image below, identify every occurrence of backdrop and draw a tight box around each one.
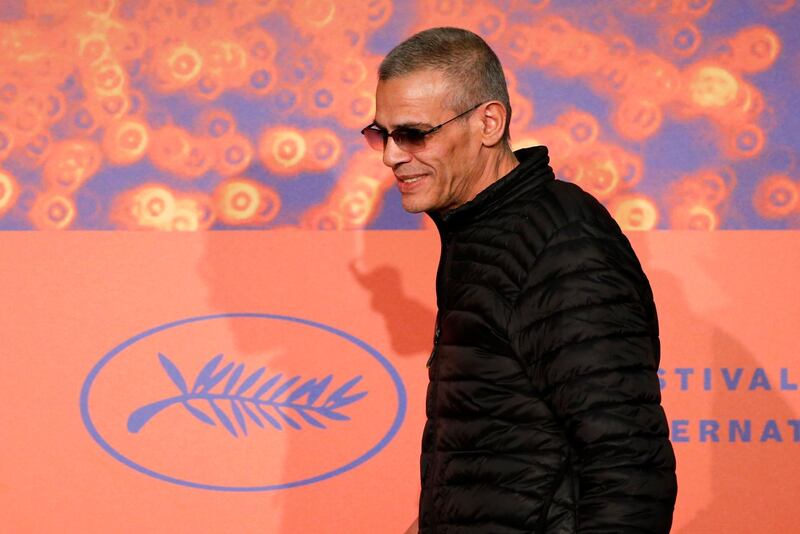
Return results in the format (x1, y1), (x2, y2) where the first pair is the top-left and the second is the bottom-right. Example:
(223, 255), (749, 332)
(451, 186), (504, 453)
(1, 0), (799, 230)
(1, 1), (799, 533)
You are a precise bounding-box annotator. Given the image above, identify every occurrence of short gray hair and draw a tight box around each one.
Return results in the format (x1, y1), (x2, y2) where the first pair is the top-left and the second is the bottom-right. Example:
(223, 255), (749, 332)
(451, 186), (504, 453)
(379, 27), (512, 144)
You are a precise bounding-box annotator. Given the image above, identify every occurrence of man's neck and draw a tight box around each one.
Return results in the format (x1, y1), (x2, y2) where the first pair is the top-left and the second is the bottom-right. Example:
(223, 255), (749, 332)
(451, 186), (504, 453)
(471, 146), (519, 196)
(495, 146), (520, 181)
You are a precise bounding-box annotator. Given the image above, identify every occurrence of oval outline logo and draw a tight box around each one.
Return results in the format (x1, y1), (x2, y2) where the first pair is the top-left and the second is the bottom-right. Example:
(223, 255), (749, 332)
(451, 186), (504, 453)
(80, 312), (407, 491)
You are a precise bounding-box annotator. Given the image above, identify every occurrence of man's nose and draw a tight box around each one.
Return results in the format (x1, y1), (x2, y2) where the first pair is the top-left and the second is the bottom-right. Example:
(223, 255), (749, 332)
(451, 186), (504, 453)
(382, 136), (411, 168)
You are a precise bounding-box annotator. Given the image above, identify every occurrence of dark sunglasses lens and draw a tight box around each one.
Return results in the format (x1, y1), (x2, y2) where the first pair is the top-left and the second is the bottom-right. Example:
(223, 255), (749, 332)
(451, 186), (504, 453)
(394, 129), (426, 150)
(362, 128), (386, 151)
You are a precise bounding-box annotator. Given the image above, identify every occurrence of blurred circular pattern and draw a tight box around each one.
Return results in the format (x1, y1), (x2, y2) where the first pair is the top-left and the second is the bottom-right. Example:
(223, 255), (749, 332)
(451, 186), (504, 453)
(29, 192), (77, 229)
(42, 141), (103, 192)
(214, 177), (281, 225)
(0, 170), (19, 216)
(258, 126), (308, 175)
(214, 133), (254, 177)
(610, 194), (659, 231)
(0, 0), (796, 230)
(753, 174), (799, 219)
(103, 118), (150, 165)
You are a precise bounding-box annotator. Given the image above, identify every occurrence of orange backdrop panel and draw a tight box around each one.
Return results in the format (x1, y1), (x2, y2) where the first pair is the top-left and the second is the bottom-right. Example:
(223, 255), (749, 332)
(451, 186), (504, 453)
(1, 230), (798, 533)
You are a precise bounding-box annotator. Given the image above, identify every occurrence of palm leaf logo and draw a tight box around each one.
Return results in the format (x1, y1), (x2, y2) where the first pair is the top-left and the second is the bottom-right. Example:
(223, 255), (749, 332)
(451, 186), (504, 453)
(127, 353), (368, 437)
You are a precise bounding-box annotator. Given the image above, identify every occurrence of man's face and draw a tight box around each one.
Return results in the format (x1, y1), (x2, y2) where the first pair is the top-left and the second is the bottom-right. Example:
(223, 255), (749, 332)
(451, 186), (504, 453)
(374, 70), (483, 213)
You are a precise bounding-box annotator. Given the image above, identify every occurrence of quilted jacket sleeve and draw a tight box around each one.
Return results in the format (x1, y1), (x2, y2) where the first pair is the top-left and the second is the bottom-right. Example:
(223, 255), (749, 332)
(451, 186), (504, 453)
(510, 219), (677, 533)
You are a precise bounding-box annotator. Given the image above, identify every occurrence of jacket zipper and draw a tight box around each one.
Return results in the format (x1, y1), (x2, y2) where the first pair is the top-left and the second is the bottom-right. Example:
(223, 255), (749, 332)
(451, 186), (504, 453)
(427, 228), (451, 368)
(426, 324), (441, 368)
(425, 225), (452, 529)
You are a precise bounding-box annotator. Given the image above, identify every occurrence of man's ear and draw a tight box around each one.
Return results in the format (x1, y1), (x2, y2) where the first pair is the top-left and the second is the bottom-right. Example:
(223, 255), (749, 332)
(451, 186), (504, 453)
(478, 101), (508, 147)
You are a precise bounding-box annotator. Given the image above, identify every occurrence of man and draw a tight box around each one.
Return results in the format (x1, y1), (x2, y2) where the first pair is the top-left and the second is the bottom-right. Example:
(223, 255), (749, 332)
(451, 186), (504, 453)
(362, 27), (677, 533)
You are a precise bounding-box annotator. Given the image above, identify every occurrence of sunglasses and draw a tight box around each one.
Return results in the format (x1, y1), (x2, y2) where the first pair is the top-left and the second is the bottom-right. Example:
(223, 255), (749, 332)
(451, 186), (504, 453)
(361, 102), (484, 152)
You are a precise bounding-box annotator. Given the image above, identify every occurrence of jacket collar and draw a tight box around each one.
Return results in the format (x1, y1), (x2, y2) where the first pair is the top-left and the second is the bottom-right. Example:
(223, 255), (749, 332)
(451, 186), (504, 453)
(428, 145), (555, 230)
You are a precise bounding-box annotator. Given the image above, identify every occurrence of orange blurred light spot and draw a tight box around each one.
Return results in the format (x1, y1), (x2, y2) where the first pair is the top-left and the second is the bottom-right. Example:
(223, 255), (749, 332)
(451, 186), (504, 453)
(149, 125), (191, 167)
(509, 92), (534, 131)
(98, 93), (130, 120)
(108, 27), (147, 61)
(675, 170), (735, 207)
(301, 205), (345, 230)
(337, 57), (369, 87)
(338, 189), (374, 227)
(306, 82), (338, 117)
(214, 177), (281, 225)
(171, 195), (216, 231)
(197, 110), (237, 139)
(14, 107), (42, 135)
(80, 36), (111, 64)
(112, 184), (178, 229)
(103, 117), (150, 165)
(304, 128), (342, 172)
(765, 0), (795, 12)
(258, 126), (307, 175)
(193, 74), (225, 101)
(514, 127), (575, 167)
(247, 66), (276, 96)
(729, 26), (782, 73)
(289, 0), (337, 29)
(169, 46), (203, 80)
(20, 132), (52, 169)
(609, 147), (644, 189)
(593, 60), (633, 95)
(337, 89), (376, 130)
(0, 169), (20, 216)
(255, 185), (281, 224)
(557, 160), (585, 184)
(271, 86), (302, 115)
(364, 0), (393, 28)
(725, 123), (765, 159)
(70, 105), (99, 135)
(206, 40), (250, 87)
(214, 133), (254, 177)
(665, 22), (702, 57)
(612, 98), (663, 141)
(610, 194), (659, 231)
(467, 5), (507, 43)
(673, 0), (714, 17)
(630, 54), (681, 103)
(670, 203), (719, 230)
(524, 16), (571, 68)
(180, 139), (215, 179)
(753, 174), (798, 219)
(504, 24), (535, 63)
(242, 29), (278, 64)
(29, 192), (76, 229)
(92, 60), (126, 95)
(558, 109), (600, 145)
(583, 158), (621, 200)
(686, 64), (739, 108)
(42, 140), (103, 192)
(554, 31), (604, 78)
(698, 170), (733, 206)
(154, 44), (204, 91)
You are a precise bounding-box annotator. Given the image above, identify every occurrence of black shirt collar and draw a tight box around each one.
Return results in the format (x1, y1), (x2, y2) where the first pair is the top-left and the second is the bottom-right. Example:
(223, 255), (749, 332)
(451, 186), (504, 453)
(429, 145), (554, 230)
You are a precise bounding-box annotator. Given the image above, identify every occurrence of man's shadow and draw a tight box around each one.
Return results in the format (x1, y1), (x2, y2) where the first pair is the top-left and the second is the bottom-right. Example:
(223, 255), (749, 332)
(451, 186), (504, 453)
(198, 227), (436, 533)
(631, 234), (800, 533)
(349, 260), (436, 357)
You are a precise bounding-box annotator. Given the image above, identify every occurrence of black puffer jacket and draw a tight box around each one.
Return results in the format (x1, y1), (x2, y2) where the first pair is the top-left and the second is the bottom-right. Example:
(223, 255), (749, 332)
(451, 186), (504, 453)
(419, 146), (677, 533)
